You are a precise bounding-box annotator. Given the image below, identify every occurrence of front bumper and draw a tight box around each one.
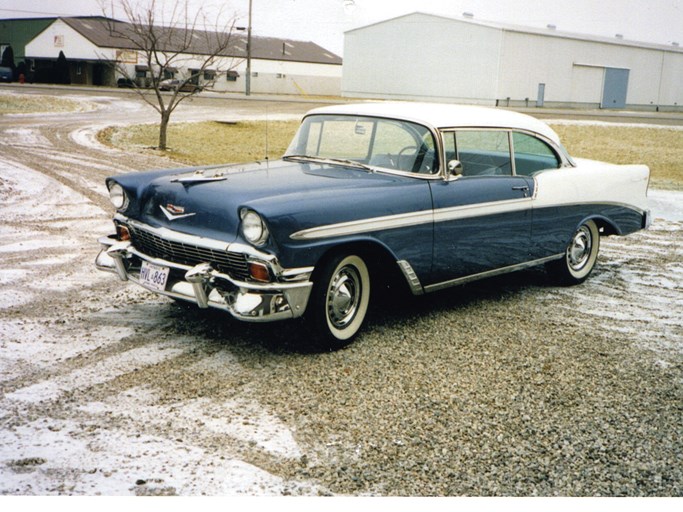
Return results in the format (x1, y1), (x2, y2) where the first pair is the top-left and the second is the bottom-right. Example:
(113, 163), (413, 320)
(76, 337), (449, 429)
(95, 234), (313, 323)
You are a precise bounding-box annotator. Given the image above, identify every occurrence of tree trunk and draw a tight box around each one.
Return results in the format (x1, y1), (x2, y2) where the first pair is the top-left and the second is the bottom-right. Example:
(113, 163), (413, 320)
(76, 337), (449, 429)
(159, 110), (171, 150)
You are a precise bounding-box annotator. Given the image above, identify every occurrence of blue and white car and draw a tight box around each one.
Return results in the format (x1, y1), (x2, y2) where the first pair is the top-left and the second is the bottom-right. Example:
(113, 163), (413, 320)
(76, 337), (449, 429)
(96, 102), (650, 349)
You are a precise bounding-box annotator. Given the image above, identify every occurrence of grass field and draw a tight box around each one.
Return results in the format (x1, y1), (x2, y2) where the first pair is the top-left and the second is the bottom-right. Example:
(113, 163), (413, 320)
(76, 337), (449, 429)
(100, 119), (683, 189)
(0, 92), (83, 114)
(98, 120), (300, 165)
(551, 123), (683, 190)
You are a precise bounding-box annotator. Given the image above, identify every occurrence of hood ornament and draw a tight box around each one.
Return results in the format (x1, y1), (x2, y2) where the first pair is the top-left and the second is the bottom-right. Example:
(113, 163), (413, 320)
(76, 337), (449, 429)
(160, 203), (196, 221)
(171, 169), (227, 184)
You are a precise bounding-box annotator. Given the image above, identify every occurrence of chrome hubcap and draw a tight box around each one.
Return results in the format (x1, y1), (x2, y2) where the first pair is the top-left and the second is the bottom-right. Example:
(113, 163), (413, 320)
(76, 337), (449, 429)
(327, 265), (361, 329)
(568, 226), (592, 271)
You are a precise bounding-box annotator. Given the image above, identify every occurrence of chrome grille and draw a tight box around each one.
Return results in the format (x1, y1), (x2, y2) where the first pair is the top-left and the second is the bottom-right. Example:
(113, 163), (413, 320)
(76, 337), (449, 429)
(128, 225), (249, 280)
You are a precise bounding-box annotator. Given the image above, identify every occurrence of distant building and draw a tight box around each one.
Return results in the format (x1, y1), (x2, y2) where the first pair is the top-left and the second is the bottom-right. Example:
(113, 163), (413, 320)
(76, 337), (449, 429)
(2, 16), (342, 96)
(342, 12), (683, 111)
(1, 18), (55, 62)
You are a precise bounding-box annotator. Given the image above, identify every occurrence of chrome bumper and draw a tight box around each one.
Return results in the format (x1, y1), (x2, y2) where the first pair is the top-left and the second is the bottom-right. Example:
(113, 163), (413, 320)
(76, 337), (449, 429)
(95, 235), (313, 322)
(644, 209), (653, 229)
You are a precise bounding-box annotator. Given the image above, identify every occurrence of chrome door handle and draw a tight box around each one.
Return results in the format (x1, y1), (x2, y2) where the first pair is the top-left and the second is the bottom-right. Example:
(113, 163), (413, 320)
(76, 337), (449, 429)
(512, 185), (530, 197)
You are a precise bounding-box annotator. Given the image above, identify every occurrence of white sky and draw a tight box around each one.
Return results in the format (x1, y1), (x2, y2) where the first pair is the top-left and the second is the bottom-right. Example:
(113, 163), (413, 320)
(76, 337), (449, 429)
(0, 0), (682, 55)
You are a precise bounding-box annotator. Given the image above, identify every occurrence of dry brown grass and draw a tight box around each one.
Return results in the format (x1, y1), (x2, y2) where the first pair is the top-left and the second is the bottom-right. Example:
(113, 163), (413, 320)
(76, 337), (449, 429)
(0, 92), (82, 114)
(550, 123), (683, 190)
(101, 120), (300, 165)
(100, 119), (683, 190)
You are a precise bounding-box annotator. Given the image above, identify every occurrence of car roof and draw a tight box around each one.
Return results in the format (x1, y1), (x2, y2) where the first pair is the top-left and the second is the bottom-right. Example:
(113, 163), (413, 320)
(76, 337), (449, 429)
(305, 101), (561, 144)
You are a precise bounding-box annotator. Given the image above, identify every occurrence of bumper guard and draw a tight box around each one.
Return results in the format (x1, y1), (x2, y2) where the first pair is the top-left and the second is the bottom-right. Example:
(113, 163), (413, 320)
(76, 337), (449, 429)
(96, 235), (313, 322)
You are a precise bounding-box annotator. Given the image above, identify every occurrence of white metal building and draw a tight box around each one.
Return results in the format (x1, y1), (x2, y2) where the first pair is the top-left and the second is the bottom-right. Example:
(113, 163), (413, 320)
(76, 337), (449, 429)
(342, 12), (683, 111)
(23, 17), (342, 96)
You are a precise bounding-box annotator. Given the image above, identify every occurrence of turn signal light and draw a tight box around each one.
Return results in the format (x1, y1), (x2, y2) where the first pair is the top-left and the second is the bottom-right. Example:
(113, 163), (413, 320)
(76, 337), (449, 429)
(116, 224), (131, 241)
(248, 261), (271, 283)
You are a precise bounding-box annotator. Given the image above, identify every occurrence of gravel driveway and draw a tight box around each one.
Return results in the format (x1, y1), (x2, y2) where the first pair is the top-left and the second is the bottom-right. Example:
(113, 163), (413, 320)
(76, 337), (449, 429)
(0, 87), (681, 496)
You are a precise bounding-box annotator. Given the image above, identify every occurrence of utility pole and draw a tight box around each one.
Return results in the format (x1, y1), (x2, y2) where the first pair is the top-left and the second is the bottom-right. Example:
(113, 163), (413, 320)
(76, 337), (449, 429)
(246, 0), (252, 96)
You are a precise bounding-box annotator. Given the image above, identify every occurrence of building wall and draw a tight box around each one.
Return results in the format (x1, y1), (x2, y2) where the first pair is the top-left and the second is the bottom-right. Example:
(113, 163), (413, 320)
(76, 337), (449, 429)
(659, 51), (683, 107)
(223, 59), (341, 96)
(342, 13), (683, 110)
(342, 13), (501, 103)
(26, 19), (116, 61)
(24, 18), (341, 95)
(0, 18), (54, 60)
(499, 30), (683, 108)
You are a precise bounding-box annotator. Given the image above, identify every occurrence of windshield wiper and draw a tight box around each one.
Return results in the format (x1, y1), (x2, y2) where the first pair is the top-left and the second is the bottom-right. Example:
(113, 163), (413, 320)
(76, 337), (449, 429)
(283, 155), (375, 173)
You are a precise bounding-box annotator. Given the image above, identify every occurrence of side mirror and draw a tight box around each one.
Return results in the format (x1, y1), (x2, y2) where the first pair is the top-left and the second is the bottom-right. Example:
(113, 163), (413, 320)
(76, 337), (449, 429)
(447, 159), (464, 176)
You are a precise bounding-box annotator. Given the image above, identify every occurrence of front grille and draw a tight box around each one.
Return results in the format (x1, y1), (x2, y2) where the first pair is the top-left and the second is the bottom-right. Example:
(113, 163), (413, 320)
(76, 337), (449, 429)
(128, 224), (249, 280)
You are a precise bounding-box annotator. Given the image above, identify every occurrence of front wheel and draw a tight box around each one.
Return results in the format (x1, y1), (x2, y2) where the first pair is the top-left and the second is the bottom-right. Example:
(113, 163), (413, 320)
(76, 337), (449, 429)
(305, 253), (371, 351)
(546, 220), (600, 285)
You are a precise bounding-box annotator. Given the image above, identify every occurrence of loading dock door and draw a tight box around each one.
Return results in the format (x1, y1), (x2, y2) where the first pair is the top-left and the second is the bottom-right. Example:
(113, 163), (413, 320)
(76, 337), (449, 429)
(601, 67), (630, 109)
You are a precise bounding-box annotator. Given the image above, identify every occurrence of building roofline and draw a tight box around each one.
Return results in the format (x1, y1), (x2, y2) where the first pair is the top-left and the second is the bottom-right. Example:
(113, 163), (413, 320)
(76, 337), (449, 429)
(54, 16), (342, 65)
(345, 11), (683, 54)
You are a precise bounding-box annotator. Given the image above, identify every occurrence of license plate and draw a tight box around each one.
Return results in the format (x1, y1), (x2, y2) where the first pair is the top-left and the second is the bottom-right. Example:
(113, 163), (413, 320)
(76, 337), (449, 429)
(139, 261), (170, 291)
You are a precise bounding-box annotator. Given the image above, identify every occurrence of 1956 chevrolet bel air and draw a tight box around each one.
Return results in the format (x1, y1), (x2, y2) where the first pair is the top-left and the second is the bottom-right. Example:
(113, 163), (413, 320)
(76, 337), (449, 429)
(96, 102), (650, 349)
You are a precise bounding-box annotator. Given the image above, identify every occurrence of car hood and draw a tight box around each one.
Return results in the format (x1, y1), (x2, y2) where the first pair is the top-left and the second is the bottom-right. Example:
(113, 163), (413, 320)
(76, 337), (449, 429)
(112, 159), (430, 245)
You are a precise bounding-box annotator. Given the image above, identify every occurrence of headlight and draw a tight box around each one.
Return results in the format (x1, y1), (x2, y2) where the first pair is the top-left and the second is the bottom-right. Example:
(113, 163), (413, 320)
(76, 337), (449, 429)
(240, 209), (269, 246)
(108, 182), (128, 210)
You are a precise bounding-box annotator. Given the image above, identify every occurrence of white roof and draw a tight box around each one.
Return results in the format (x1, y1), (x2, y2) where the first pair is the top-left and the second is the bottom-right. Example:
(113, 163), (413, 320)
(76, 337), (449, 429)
(306, 102), (561, 143)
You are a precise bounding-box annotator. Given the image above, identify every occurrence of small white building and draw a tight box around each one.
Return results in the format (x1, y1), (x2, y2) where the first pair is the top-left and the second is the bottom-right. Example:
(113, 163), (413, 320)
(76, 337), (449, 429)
(342, 12), (683, 111)
(24, 16), (342, 96)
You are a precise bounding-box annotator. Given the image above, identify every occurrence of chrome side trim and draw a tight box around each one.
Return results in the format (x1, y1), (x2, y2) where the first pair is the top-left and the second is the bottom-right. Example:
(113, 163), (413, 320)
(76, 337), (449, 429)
(290, 198), (644, 242)
(397, 260), (424, 296)
(290, 210), (434, 241)
(423, 254), (563, 293)
(432, 197), (531, 224)
(531, 200), (648, 216)
(290, 197), (531, 241)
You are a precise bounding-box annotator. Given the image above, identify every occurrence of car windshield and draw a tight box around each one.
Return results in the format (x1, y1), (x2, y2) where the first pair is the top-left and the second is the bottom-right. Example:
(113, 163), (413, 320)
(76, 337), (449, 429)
(284, 114), (439, 174)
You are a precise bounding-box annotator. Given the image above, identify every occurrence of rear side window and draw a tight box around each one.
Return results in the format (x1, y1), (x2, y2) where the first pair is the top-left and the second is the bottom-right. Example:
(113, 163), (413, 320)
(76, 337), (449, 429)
(512, 132), (561, 175)
(449, 130), (512, 177)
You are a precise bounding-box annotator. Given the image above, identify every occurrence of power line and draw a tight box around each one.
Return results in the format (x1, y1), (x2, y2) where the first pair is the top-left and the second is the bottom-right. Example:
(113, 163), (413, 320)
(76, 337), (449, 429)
(0, 7), (92, 17)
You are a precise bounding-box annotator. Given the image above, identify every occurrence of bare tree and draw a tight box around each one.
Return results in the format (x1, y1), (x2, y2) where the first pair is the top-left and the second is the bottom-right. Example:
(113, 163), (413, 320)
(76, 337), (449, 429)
(102, 0), (239, 150)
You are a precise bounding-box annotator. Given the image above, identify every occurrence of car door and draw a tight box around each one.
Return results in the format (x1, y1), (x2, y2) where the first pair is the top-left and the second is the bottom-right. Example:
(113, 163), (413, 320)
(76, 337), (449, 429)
(427, 129), (534, 286)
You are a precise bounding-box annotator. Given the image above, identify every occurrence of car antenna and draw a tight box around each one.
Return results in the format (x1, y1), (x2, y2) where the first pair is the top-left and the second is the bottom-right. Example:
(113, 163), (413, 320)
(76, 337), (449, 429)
(265, 108), (270, 167)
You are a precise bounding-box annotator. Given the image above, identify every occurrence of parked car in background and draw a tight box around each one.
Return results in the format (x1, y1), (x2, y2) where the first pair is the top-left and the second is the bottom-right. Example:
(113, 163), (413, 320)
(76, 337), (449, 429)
(159, 78), (202, 92)
(116, 78), (134, 88)
(0, 67), (14, 82)
(96, 102), (651, 350)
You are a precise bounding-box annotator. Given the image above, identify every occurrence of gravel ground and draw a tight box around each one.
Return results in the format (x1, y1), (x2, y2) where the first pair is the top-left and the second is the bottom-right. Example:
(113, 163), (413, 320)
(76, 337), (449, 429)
(0, 87), (681, 496)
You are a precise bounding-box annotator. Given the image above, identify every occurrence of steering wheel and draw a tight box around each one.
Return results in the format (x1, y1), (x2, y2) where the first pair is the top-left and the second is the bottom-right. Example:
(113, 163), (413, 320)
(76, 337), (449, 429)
(397, 145), (418, 171)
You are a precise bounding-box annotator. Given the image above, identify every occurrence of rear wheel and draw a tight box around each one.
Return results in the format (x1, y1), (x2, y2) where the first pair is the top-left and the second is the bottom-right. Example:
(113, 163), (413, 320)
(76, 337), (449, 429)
(305, 253), (371, 351)
(546, 220), (600, 285)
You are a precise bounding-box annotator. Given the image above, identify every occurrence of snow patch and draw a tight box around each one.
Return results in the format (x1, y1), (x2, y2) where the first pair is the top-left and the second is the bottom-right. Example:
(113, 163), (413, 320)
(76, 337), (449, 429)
(0, 159), (102, 221)
(79, 386), (303, 460)
(548, 118), (683, 131)
(5, 343), (185, 403)
(0, 418), (302, 495)
(648, 190), (683, 222)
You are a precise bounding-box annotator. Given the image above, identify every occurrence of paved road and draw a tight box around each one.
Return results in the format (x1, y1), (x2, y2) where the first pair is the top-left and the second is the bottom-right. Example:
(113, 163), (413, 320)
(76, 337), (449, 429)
(7, 82), (683, 125)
